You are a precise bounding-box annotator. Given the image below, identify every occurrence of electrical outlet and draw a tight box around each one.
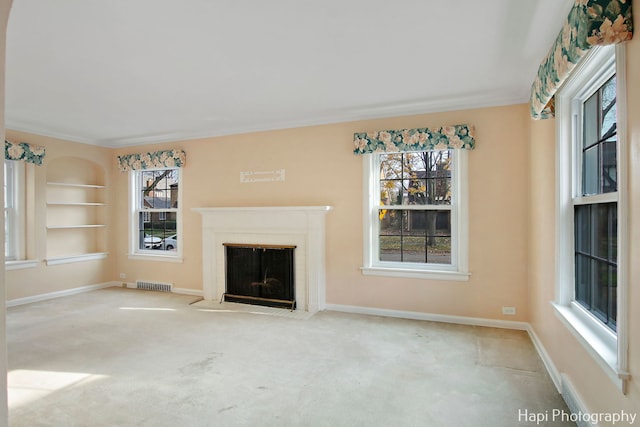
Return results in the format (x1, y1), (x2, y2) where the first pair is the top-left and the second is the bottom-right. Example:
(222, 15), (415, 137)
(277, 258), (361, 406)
(502, 306), (516, 315)
(119, 273), (126, 279)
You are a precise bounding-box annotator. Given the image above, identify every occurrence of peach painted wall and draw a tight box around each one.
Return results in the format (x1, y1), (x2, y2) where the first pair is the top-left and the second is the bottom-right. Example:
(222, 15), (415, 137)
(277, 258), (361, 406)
(528, 36), (640, 419)
(5, 130), (115, 301)
(113, 104), (531, 321)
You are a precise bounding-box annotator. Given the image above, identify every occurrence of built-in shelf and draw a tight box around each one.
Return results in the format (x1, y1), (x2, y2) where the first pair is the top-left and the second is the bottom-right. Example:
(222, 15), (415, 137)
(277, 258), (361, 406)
(45, 252), (109, 266)
(47, 182), (106, 189)
(47, 202), (107, 206)
(47, 224), (107, 229)
(46, 158), (109, 262)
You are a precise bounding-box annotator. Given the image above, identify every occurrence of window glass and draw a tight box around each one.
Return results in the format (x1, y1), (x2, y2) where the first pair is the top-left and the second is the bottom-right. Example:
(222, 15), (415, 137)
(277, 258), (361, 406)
(574, 73), (618, 331)
(133, 168), (180, 254)
(376, 150), (453, 266)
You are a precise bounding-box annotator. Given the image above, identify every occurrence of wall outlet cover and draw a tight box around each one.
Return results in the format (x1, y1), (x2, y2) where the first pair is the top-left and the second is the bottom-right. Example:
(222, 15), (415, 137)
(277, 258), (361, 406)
(502, 306), (516, 315)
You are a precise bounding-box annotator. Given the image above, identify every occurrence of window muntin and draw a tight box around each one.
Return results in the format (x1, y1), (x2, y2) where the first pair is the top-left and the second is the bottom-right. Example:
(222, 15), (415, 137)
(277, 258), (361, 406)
(132, 168), (180, 255)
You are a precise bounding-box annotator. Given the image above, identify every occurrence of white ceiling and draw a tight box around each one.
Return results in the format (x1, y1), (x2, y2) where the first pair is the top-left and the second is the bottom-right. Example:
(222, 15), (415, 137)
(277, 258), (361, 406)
(5, 0), (574, 148)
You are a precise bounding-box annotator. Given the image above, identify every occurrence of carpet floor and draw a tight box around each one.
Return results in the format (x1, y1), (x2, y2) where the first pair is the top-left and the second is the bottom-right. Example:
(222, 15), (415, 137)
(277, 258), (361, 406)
(7, 287), (574, 426)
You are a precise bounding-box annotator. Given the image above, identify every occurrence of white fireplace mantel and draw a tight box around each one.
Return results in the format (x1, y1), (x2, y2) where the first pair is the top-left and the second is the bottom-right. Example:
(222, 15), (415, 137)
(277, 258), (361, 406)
(193, 206), (332, 313)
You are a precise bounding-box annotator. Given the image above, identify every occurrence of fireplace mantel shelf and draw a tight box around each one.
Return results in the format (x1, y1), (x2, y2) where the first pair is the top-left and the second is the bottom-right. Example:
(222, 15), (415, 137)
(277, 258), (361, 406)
(193, 205), (332, 314)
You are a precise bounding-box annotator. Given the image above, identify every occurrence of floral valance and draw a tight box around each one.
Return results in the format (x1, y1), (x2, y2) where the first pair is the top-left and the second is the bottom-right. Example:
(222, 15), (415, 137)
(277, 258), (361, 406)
(117, 149), (186, 172)
(5, 140), (46, 165)
(353, 124), (475, 155)
(530, 0), (633, 120)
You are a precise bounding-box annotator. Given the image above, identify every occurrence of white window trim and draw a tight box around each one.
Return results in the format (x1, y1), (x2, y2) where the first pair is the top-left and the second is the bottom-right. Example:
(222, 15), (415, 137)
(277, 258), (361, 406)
(5, 160), (26, 262)
(361, 150), (469, 281)
(553, 44), (630, 393)
(128, 167), (183, 262)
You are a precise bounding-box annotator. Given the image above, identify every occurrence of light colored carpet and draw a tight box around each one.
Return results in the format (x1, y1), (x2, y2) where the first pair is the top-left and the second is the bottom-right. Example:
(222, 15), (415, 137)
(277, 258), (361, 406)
(7, 288), (574, 427)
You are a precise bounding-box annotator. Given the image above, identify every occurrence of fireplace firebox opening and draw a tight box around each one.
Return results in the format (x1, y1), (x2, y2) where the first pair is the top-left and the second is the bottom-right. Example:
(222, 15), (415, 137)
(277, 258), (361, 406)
(222, 243), (296, 310)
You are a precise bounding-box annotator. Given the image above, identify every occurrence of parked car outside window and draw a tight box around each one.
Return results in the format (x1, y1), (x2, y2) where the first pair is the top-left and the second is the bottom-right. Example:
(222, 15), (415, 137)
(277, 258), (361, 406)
(144, 234), (162, 249)
(162, 234), (177, 250)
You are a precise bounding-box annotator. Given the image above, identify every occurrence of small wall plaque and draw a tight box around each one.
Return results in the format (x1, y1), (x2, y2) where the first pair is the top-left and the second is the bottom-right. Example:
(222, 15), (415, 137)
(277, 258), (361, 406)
(240, 169), (285, 183)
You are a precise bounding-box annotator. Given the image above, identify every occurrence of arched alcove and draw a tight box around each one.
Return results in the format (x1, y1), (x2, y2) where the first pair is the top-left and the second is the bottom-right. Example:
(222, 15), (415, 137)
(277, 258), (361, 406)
(45, 157), (108, 263)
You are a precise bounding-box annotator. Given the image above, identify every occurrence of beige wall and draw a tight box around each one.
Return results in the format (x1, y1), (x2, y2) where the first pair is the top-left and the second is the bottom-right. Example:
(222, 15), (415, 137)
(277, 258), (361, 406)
(8, 105), (532, 321)
(528, 37), (640, 418)
(5, 130), (115, 301)
(112, 104), (531, 321)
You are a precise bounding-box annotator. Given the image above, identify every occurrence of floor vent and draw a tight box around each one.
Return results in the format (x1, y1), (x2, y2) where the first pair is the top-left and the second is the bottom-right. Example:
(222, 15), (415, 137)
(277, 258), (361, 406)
(136, 280), (173, 293)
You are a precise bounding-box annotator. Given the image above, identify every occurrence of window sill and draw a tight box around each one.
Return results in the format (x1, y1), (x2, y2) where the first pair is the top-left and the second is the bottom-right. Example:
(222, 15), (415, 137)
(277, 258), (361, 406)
(128, 253), (183, 263)
(6, 259), (38, 270)
(551, 301), (629, 393)
(361, 266), (470, 281)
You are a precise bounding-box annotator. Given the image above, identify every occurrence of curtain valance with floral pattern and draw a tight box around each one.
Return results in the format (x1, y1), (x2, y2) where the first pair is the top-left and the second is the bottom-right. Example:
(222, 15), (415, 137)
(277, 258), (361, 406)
(117, 149), (186, 172)
(353, 124), (475, 155)
(530, 0), (633, 120)
(5, 140), (46, 165)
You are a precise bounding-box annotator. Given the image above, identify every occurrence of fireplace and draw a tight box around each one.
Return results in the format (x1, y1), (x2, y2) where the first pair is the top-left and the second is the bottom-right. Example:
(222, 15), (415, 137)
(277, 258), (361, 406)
(223, 244), (296, 309)
(193, 206), (332, 313)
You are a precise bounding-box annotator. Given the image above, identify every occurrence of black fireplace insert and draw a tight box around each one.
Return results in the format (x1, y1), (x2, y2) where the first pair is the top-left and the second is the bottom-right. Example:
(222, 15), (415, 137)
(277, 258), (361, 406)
(223, 244), (295, 309)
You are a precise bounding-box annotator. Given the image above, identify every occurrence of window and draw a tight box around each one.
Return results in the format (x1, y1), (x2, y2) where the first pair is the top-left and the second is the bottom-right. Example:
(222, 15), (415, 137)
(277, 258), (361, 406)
(362, 149), (469, 281)
(4, 160), (25, 261)
(574, 74), (618, 331)
(129, 167), (182, 260)
(555, 44), (629, 392)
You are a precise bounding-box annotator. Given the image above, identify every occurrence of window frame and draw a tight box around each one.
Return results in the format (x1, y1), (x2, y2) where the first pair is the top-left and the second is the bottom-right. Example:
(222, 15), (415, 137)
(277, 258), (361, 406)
(553, 44), (630, 393)
(4, 160), (26, 262)
(361, 149), (469, 281)
(128, 167), (183, 262)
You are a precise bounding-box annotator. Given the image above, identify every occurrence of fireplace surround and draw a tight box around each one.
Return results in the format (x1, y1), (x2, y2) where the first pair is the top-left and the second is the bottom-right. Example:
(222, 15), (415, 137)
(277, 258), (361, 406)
(193, 206), (332, 313)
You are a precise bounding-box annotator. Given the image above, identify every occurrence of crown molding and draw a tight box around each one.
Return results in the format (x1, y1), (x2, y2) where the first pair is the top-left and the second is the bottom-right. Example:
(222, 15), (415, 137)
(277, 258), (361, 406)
(6, 91), (526, 148)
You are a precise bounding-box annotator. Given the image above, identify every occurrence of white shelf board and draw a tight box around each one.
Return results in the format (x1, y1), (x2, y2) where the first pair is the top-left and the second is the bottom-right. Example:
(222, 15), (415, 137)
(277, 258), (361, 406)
(47, 182), (106, 189)
(47, 202), (106, 206)
(46, 252), (108, 266)
(47, 224), (107, 229)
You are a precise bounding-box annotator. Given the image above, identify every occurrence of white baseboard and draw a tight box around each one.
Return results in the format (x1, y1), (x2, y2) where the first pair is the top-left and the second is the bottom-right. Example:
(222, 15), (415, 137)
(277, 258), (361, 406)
(6, 281), (119, 307)
(526, 325), (562, 393)
(172, 287), (203, 297)
(324, 303), (529, 330)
